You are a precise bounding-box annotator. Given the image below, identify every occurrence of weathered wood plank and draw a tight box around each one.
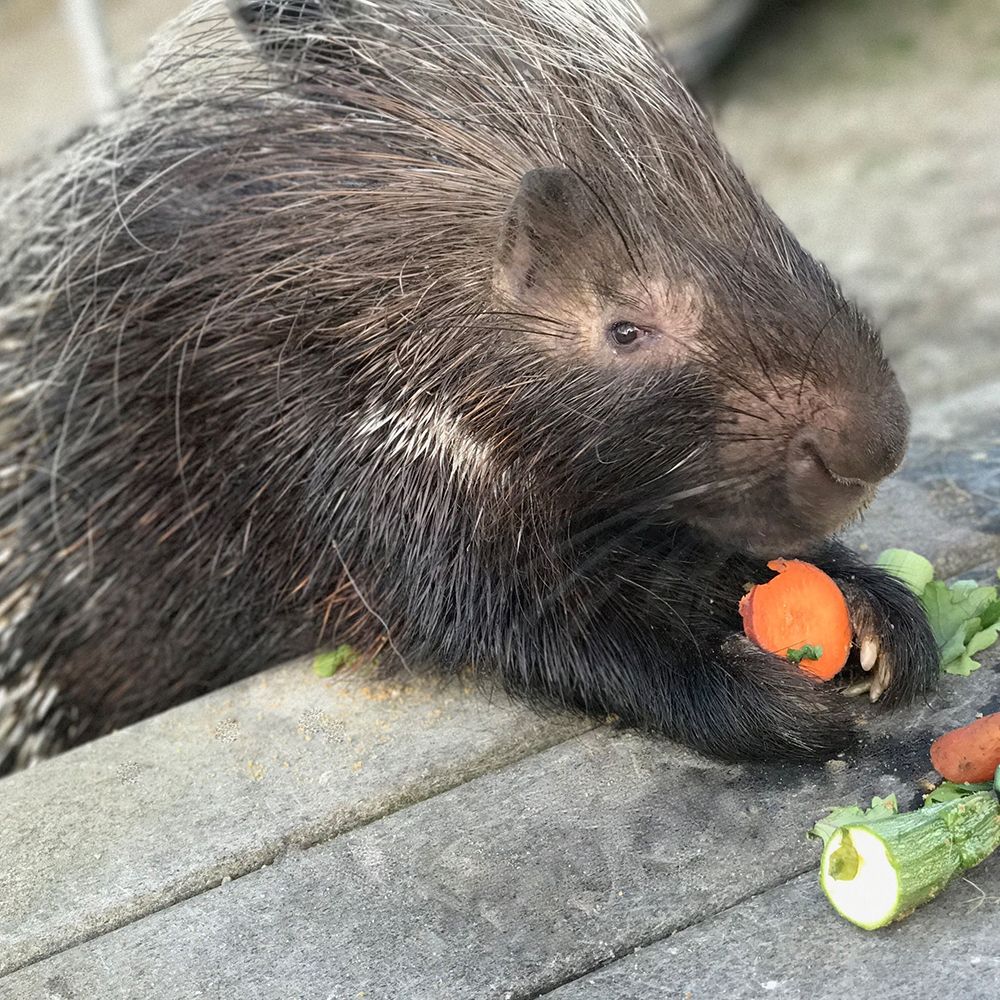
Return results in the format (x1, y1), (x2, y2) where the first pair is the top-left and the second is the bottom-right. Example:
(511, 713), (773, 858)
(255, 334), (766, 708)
(0, 663), (586, 977)
(544, 863), (1000, 999)
(2, 685), (985, 1000)
(0, 726), (864, 1000)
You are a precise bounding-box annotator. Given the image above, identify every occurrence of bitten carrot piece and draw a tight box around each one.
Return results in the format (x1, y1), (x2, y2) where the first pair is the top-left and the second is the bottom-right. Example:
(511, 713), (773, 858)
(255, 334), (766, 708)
(930, 711), (1000, 783)
(740, 558), (852, 681)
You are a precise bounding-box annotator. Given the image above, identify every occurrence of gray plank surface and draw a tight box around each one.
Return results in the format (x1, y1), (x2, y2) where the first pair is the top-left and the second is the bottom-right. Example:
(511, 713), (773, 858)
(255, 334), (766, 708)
(0, 730), (878, 1000)
(0, 663), (586, 977)
(544, 865), (1000, 1000)
(4, 648), (999, 1000)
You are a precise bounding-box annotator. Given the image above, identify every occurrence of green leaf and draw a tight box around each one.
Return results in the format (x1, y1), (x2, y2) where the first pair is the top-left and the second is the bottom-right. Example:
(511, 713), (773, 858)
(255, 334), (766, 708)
(922, 780), (992, 805)
(787, 643), (824, 664)
(921, 581), (994, 648)
(313, 643), (356, 678)
(942, 651), (983, 676)
(978, 599), (1000, 631)
(968, 624), (1000, 657)
(809, 795), (898, 846)
(876, 548), (935, 595)
(953, 583), (1000, 612)
(919, 572), (1000, 674)
(963, 616), (986, 642)
(938, 623), (972, 667)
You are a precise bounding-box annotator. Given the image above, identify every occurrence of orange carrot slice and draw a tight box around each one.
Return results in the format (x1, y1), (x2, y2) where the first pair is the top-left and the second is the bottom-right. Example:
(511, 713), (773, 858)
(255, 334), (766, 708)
(740, 558), (852, 681)
(930, 711), (1000, 783)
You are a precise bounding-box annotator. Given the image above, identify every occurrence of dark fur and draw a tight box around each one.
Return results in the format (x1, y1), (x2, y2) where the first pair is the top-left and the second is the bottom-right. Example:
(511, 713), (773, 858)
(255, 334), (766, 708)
(0, 0), (937, 772)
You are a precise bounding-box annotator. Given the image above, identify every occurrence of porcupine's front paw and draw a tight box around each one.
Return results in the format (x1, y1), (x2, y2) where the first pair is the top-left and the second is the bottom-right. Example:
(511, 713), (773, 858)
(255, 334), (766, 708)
(819, 552), (939, 706)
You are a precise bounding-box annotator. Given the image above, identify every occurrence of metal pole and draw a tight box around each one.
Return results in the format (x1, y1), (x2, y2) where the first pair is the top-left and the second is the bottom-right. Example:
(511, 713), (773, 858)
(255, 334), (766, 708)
(61, 0), (119, 112)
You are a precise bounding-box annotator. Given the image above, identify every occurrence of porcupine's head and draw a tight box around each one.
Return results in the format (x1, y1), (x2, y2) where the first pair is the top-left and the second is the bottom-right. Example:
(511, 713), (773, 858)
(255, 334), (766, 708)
(473, 7), (909, 557)
(224, 0), (911, 558)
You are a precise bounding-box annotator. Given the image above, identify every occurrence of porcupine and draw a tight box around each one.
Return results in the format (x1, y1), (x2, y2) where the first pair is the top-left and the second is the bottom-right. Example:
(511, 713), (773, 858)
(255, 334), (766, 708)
(0, 0), (938, 774)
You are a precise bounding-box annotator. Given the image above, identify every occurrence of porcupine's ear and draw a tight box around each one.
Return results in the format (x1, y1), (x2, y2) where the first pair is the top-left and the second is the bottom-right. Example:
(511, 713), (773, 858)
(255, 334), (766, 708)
(493, 168), (601, 305)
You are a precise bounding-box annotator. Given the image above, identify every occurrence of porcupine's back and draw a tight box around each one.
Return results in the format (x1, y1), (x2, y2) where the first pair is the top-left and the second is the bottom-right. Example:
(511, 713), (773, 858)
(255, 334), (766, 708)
(0, 0), (807, 772)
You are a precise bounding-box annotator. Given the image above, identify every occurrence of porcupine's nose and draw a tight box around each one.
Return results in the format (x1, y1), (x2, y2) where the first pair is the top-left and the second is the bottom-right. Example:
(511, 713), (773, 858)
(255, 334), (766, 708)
(786, 383), (909, 527)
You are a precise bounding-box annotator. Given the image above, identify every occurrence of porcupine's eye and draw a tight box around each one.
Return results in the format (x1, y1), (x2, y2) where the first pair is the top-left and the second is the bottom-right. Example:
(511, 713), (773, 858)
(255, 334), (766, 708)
(607, 321), (650, 351)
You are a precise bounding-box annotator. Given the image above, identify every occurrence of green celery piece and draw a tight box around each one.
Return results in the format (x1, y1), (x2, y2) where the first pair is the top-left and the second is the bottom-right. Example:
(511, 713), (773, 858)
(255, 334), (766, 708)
(876, 548), (935, 595)
(923, 780), (993, 805)
(809, 795), (898, 847)
(313, 643), (356, 678)
(787, 643), (823, 664)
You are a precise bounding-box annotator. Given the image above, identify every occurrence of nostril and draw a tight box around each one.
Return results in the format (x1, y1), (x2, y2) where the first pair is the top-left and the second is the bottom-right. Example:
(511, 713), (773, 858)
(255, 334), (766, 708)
(787, 432), (869, 525)
(791, 409), (906, 488)
(791, 433), (869, 489)
(783, 383), (909, 531)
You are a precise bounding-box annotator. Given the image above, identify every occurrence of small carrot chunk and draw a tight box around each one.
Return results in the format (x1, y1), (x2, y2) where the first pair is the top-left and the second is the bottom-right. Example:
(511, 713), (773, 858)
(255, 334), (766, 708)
(930, 711), (1000, 784)
(740, 558), (852, 681)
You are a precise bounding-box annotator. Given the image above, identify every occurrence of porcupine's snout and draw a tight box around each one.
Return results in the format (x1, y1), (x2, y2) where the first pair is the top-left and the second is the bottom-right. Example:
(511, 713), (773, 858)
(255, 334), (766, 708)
(690, 353), (910, 556)
(786, 380), (908, 530)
